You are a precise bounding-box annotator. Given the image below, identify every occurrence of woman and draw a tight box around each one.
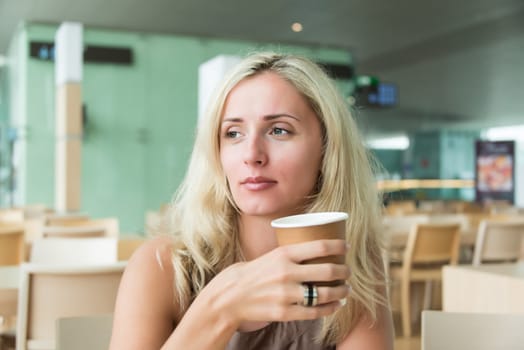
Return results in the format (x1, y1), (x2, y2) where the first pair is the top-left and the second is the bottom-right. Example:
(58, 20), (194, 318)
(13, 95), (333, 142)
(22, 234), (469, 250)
(110, 52), (394, 349)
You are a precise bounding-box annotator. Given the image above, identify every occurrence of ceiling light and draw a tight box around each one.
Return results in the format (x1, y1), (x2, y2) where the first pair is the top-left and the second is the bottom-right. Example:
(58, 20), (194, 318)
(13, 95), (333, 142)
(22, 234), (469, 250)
(291, 22), (303, 32)
(367, 136), (410, 150)
(485, 124), (524, 141)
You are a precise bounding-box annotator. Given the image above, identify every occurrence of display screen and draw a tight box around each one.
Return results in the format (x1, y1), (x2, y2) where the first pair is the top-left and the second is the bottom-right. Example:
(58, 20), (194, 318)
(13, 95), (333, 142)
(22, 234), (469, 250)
(355, 82), (397, 107)
(475, 140), (515, 204)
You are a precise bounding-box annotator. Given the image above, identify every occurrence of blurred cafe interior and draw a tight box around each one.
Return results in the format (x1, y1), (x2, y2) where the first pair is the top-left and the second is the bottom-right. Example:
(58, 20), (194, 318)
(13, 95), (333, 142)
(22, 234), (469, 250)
(0, 1), (524, 349)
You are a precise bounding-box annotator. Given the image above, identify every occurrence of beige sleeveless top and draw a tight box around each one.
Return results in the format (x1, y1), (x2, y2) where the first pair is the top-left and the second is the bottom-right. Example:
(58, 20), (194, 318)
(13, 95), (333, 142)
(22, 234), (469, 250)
(225, 319), (336, 350)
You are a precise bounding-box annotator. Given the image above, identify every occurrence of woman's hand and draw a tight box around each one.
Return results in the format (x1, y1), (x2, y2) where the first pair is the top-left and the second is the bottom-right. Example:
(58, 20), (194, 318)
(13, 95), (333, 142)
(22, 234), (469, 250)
(200, 239), (350, 328)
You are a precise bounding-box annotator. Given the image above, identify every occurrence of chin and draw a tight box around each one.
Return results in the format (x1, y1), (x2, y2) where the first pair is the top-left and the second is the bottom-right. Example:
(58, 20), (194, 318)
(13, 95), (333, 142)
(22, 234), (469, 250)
(234, 195), (309, 219)
(238, 205), (302, 219)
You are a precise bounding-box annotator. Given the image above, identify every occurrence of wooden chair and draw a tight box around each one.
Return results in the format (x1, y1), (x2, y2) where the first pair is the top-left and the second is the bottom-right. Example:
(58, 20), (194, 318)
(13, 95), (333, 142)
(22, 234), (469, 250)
(422, 310), (524, 350)
(389, 223), (460, 337)
(0, 225), (25, 266)
(383, 214), (429, 263)
(16, 262), (126, 350)
(29, 238), (118, 265)
(117, 236), (146, 261)
(55, 314), (113, 350)
(472, 219), (524, 265)
(427, 214), (475, 263)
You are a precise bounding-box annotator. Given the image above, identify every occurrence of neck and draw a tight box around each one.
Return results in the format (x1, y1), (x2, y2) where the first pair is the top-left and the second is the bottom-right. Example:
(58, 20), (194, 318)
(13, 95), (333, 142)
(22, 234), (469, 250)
(238, 215), (278, 261)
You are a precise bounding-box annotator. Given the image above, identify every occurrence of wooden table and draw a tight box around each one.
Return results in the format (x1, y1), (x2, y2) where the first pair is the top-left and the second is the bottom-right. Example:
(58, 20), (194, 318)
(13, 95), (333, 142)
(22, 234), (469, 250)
(443, 262), (524, 313)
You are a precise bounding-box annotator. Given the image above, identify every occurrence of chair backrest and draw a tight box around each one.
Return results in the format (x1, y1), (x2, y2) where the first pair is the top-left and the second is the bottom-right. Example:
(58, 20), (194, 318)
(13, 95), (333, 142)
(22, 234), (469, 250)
(422, 310), (524, 350)
(117, 236), (146, 261)
(43, 217), (119, 238)
(42, 225), (106, 238)
(30, 237), (118, 264)
(45, 213), (90, 226)
(472, 219), (524, 265)
(56, 314), (113, 350)
(403, 223), (461, 266)
(16, 262), (126, 350)
(0, 225), (25, 266)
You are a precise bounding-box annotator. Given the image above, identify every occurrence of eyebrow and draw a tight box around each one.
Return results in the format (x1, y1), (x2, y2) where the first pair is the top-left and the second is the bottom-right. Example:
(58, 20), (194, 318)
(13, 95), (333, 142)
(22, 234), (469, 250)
(222, 113), (300, 123)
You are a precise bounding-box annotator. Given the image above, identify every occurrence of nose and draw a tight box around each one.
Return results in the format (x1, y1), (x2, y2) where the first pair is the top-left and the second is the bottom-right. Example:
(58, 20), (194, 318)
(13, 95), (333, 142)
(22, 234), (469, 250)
(243, 134), (268, 166)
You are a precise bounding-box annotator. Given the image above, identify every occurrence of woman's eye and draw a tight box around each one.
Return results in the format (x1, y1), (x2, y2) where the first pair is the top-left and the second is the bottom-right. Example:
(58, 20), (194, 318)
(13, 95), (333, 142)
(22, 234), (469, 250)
(271, 127), (289, 136)
(225, 130), (241, 138)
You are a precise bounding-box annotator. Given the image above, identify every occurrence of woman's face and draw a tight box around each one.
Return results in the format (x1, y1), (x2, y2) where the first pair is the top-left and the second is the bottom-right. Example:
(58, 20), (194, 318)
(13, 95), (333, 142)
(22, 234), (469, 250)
(219, 72), (323, 219)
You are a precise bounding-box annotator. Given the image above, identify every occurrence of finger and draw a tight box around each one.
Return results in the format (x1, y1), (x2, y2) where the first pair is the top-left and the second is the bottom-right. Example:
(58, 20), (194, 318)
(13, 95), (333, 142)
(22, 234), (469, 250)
(315, 285), (350, 305)
(284, 300), (345, 321)
(294, 263), (350, 284)
(295, 284), (350, 306)
(278, 239), (347, 263)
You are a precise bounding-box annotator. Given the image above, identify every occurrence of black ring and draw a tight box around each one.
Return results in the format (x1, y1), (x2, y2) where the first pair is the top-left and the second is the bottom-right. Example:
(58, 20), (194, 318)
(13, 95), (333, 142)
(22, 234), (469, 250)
(303, 283), (318, 307)
(307, 284), (314, 307)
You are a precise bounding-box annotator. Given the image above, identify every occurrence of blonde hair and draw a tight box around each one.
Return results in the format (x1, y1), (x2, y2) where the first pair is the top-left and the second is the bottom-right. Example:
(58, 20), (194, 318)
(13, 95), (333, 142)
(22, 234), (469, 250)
(164, 52), (386, 345)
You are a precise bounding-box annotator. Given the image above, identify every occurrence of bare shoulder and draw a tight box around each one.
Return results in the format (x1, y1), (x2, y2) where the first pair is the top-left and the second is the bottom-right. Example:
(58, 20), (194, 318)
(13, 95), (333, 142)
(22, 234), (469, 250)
(120, 235), (176, 311)
(110, 235), (178, 349)
(129, 235), (175, 275)
(337, 303), (394, 350)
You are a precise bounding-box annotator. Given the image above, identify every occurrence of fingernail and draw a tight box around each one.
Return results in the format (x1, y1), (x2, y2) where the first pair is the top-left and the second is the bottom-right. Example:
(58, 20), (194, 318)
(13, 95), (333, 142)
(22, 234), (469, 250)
(339, 298), (347, 307)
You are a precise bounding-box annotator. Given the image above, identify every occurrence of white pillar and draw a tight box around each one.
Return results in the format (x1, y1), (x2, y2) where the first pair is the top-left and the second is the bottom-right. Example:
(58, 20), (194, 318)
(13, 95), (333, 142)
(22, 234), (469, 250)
(198, 55), (241, 125)
(54, 22), (83, 212)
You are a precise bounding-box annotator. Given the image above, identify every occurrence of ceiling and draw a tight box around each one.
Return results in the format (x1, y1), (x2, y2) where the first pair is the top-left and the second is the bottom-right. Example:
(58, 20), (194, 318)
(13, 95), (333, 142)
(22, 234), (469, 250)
(1, 0), (524, 138)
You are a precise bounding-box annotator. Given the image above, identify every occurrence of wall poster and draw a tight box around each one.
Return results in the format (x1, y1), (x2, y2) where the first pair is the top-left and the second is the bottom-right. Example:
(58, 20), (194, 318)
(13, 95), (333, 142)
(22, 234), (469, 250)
(475, 140), (515, 204)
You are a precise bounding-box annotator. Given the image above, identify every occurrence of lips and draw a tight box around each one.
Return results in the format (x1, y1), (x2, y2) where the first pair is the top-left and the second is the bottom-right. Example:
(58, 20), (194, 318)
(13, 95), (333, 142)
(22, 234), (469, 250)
(241, 176), (277, 190)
